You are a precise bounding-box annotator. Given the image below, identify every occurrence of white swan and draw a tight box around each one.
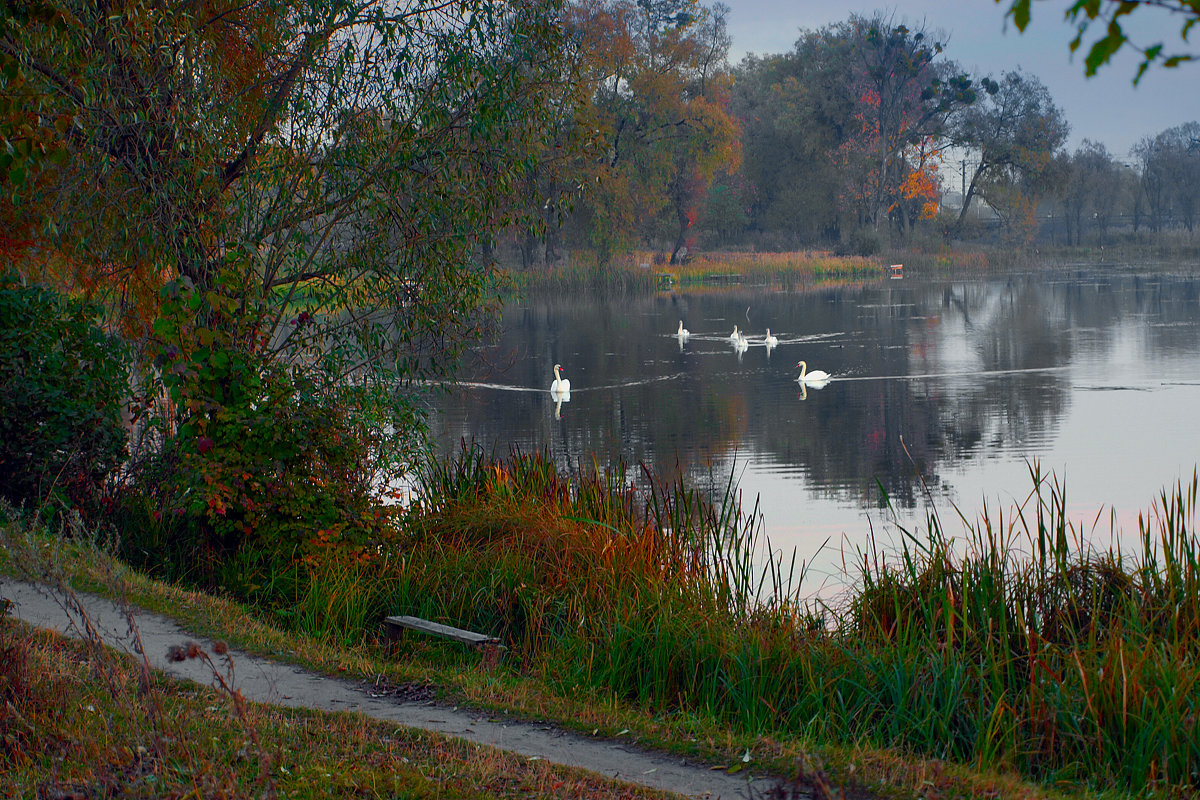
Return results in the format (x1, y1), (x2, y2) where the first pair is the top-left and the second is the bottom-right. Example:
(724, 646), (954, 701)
(733, 332), (749, 352)
(796, 360), (830, 383)
(550, 363), (571, 395)
(764, 329), (778, 347)
(676, 320), (690, 338)
(730, 325), (740, 341)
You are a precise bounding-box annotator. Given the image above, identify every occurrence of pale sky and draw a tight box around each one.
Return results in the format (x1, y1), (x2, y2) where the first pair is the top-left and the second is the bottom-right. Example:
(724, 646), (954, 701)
(723, 0), (1200, 162)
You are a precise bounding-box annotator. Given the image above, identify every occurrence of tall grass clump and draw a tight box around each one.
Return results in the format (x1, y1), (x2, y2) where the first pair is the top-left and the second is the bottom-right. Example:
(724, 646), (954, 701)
(184, 439), (1200, 797)
(834, 465), (1200, 793)
(396, 444), (803, 701)
(395, 452), (1200, 795)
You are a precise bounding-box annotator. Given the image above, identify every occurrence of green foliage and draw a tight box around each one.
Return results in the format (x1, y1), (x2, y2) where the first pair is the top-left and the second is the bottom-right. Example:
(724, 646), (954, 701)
(3, 0), (572, 498)
(1134, 121), (1200, 234)
(256, 450), (1200, 795)
(729, 15), (977, 246)
(1001, 0), (1199, 82)
(115, 278), (395, 591)
(0, 274), (128, 517)
(951, 70), (1070, 234)
(0, 1), (71, 197)
(841, 226), (882, 256)
(557, 0), (740, 265)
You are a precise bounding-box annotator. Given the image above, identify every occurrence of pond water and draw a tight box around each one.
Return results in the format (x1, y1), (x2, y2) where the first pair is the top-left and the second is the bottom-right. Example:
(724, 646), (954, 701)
(427, 264), (1200, 596)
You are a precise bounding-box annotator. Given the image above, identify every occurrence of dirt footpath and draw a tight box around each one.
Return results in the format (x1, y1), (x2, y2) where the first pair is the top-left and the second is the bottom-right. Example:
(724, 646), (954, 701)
(1, 579), (788, 800)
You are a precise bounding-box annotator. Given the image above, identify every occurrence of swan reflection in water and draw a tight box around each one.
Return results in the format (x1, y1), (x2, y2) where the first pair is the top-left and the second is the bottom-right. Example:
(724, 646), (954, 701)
(797, 378), (829, 400)
(553, 392), (570, 419)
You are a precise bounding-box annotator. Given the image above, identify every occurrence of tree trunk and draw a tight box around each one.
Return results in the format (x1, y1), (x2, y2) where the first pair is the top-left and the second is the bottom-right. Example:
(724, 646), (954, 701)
(953, 163), (987, 235)
(669, 199), (690, 264)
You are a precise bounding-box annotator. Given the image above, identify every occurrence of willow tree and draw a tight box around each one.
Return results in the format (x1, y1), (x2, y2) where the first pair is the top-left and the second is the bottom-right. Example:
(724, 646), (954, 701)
(1, 0), (573, 562)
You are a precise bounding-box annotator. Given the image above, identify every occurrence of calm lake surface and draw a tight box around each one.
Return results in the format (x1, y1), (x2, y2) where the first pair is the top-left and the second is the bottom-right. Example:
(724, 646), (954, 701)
(428, 264), (1200, 595)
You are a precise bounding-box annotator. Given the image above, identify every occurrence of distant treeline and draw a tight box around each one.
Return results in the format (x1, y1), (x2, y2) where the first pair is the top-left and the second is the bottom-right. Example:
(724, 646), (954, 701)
(502, 1), (1199, 267)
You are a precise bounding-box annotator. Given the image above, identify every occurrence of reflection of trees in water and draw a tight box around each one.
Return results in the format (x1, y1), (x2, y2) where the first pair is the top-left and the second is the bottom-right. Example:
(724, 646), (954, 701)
(921, 278), (1070, 468)
(431, 270), (1200, 513)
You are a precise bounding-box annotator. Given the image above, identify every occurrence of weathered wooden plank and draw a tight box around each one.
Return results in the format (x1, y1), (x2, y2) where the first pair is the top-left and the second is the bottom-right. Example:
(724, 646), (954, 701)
(383, 615), (503, 648)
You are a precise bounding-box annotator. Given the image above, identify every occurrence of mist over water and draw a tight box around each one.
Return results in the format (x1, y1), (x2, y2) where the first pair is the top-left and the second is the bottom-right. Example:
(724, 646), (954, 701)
(429, 265), (1200, 595)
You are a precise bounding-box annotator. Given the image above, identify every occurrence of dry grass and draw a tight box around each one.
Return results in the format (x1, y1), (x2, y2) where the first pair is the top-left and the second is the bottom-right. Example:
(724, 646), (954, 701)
(0, 604), (679, 800)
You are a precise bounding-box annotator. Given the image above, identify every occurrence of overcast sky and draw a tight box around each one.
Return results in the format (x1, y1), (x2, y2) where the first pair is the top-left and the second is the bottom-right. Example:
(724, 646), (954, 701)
(722, 0), (1200, 163)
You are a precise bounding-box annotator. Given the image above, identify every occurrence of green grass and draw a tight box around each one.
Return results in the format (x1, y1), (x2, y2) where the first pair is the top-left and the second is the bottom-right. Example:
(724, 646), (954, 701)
(390, 451), (1200, 796)
(9, 449), (1197, 798)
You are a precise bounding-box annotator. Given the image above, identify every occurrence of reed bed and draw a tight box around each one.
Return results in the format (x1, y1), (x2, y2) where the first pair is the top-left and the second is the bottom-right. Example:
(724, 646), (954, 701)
(668, 251), (881, 290)
(836, 464), (1200, 792)
(882, 249), (995, 273)
(504, 257), (662, 295)
(271, 447), (1200, 796)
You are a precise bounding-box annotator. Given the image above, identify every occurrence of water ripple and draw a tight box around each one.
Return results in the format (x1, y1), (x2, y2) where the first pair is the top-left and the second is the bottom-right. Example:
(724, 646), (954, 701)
(833, 366), (1070, 382)
(452, 373), (686, 393)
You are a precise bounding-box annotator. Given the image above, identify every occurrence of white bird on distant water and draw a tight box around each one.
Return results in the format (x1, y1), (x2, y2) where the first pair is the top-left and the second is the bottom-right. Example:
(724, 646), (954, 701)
(796, 360), (830, 383)
(764, 329), (778, 347)
(551, 363), (571, 395)
(730, 325), (740, 341)
(677, 320), (690, 339)
(734, 332), (749, 352)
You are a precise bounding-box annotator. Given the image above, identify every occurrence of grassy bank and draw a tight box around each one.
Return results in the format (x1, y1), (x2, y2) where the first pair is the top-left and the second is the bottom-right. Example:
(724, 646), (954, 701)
(0, 610), (675, 800)
(504, 250), (897, 295)
(389, 452), (1200, 795)
(0, 492), (1056, 800)
(503, 242), (1200, 297)
(7, 452), (1199, 798)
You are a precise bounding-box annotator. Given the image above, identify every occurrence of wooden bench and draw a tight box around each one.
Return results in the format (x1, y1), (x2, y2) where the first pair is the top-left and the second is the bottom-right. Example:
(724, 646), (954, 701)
(383, 615), (506, 667)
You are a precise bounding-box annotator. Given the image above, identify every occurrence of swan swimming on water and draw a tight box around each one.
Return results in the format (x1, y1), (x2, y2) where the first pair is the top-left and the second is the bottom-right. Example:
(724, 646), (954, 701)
(730, 325), (740, 341)
(796, 360), (830, 383)
(764, 329), (778, 347)
(733, 332), (749, 352)
(677, 320), (690, 339)
(551, 363), (571, 395)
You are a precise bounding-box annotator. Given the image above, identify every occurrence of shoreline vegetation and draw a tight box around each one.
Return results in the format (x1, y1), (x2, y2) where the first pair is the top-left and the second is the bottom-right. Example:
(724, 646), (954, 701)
(505, 241), (1200, 296)
(5, 446), (1200, 799)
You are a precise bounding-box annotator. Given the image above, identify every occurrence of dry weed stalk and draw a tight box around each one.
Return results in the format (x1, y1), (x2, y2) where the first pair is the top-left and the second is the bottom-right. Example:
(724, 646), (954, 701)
(2, 506), (278, 797)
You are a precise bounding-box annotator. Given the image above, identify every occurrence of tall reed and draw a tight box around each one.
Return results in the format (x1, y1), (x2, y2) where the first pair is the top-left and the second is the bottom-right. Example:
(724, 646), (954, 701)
(839, 464), (1200, 790)
(278, 444), (1200, 795)
(671, 252), (881, 289)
